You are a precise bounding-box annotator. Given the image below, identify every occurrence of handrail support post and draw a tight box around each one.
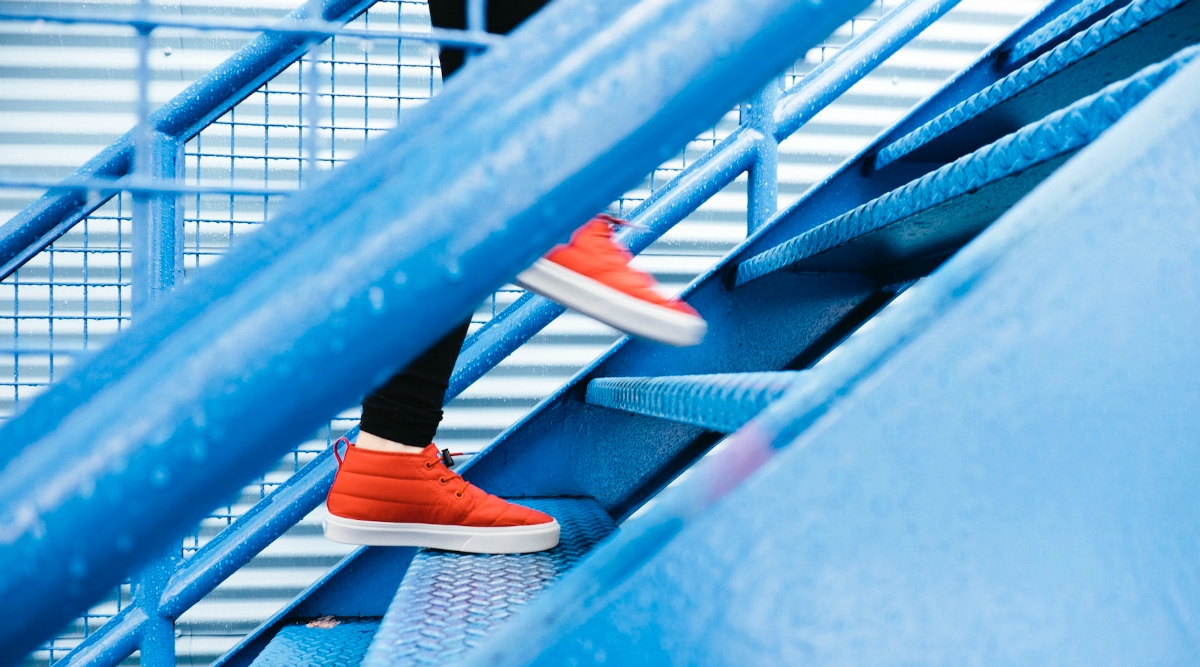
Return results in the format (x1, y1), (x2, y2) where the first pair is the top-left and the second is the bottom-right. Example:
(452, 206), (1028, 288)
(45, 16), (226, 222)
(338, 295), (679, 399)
(133, 545), (182, 667)
(744, 78), (781, 233)
(131, 131), (184, 312)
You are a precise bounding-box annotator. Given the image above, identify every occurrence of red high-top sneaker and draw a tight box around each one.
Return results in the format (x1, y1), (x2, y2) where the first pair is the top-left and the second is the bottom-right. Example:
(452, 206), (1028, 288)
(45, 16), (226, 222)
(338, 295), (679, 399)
(323, 441), (559, 554)
(516, 214), (707, 347)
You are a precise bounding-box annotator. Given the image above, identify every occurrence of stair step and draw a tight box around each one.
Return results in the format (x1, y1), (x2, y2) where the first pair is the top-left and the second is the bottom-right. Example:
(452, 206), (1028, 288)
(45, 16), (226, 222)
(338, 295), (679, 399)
(586, 372), (803, 433)
(874, 0), (1200, 169)
(736, 44), (1197, 286)
(361, 498), (616, 667)
(1006, 0), (1127, 66)
(247, 618), (380, 667)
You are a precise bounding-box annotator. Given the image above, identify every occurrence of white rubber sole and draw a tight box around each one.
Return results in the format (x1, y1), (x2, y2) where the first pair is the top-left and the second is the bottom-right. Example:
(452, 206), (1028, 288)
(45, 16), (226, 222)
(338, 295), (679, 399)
(516, 259), (706, 347)
(323, 513), (561, 554)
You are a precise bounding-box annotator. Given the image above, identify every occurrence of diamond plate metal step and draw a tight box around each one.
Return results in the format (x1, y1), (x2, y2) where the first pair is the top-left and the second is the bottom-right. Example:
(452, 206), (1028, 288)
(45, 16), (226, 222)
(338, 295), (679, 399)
(247, 618), (380, 667)
(361, 497), (616, 667)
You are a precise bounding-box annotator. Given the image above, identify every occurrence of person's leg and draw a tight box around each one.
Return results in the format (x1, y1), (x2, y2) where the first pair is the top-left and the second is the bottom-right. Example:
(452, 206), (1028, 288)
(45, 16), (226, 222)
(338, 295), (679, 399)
(357, 319), (470, 453)
(325, 0), (563, 555)
(355, 0), (554, 455)
(428, 0), (552, 79)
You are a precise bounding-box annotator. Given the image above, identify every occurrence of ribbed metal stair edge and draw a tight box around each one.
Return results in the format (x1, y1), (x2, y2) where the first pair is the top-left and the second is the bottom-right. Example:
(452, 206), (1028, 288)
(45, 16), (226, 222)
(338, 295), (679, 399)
(586, 372), (804, 433)
(735, 44), (1197, 286)
(875, 0), (1193, 169)
(1007, 0), (1125, 65)
(360, 497), (616, 667)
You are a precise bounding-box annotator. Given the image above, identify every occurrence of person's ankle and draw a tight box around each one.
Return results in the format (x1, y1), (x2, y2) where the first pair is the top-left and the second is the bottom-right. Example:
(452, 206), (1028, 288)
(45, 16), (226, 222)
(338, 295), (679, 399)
(355, 430), (427, 454)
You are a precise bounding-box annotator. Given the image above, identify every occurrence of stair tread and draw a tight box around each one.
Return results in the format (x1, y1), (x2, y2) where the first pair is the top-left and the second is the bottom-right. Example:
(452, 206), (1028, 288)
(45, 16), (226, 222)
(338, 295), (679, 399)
(586, 371), (803, 433)
(875, 0), (1200, 168)
(1006, 0), (1125, 65)
(247, 618), (380, 667)
(361, 497), (616, 667)
(736, 45), (1197, 286)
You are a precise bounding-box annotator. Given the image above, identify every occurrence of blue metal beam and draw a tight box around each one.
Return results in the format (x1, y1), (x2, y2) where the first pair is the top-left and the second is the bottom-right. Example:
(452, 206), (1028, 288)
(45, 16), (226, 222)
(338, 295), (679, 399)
(462, 53), (1200, 667)
(0, 0), (868, 659)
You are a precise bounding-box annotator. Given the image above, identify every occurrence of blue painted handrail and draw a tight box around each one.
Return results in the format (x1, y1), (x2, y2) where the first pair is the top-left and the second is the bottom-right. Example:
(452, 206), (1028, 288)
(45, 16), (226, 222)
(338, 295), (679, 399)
(0, 0), (869, 659)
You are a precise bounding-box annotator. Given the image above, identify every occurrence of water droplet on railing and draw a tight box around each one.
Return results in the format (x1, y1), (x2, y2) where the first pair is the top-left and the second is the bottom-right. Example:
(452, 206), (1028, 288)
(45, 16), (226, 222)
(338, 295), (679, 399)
(164, 47), (173, 57)
(368, 286), (385, 313)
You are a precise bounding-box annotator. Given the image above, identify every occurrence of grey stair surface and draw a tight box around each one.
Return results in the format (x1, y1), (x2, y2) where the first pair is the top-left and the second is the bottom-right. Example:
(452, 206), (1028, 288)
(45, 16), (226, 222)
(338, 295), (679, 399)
(360, 498), (616, 667)
(737, 44), (1198, 286)
(874, 0), (1200, 168)
(247, 618), (380, 667)
(586, 372), (804, 433)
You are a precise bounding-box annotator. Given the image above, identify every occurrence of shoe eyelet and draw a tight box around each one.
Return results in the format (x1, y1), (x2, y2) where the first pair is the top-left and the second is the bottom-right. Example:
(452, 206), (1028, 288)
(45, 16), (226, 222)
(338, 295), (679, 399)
(425, 461), (434, 469)
(455, 491), (464, 498)
(439, 476), (448, 484)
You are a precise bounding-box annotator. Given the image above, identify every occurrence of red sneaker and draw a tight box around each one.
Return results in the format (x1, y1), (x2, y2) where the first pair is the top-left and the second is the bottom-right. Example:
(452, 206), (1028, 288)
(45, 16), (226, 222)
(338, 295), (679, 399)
(323, 441), (559, 554)
(516, 214), (707, 347)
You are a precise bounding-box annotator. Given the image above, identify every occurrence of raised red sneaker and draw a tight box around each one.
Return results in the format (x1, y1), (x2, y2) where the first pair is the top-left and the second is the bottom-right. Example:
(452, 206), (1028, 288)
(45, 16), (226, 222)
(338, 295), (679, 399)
(516, 214), (707, 347)
(323, 440), (559, 554)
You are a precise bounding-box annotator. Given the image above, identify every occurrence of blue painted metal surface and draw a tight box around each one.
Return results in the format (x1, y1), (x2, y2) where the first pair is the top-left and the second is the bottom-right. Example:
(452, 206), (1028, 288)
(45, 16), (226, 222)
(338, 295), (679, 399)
(771, 0), (963, 141)
(874, 0), (1200, 169)
(212, 545), (415, 667)
(131, 131), (183, 315)
(1006, 0), (1129, 65)
(461, 54), (1200, 667)
(49, 447), (340, 667)
(363, 499), (615, 667)
(738, 45), (1198, 285)
(744, 80), (780, 233)
(246, 619), (380, 667)
(586, 372), (802, 433)
(0, 0), (868, 659)
(448, 0), (969, 399)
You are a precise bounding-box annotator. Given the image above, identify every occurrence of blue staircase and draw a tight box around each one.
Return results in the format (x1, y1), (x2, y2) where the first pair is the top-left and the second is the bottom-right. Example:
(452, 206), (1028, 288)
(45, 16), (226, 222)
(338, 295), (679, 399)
(3, 0), (1200, 664)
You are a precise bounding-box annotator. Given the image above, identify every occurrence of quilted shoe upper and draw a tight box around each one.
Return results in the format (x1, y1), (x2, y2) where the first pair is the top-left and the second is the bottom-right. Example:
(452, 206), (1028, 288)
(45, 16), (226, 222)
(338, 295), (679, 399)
(326, 444), (554, 528)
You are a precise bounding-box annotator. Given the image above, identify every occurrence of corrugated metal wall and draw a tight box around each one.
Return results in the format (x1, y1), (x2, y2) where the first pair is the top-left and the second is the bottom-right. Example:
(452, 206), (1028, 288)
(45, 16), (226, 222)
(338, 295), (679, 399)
(2, 0), (1044, 663)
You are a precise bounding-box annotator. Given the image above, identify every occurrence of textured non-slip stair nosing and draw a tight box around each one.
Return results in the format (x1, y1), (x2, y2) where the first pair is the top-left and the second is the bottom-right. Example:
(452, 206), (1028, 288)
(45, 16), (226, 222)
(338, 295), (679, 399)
(1007, 0), (1128, 65)
(360, 497), (616, 667)
(875, 0), (1198, 170)
(736, 45), (1198, 286)
(247, 618), (381, 667)
(586, 372), (804, 433)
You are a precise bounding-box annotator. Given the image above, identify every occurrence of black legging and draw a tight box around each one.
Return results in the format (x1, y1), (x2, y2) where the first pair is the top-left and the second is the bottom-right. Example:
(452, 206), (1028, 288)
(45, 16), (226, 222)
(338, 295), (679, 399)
(359, 0), (552, 446)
